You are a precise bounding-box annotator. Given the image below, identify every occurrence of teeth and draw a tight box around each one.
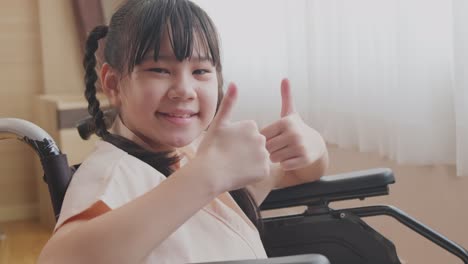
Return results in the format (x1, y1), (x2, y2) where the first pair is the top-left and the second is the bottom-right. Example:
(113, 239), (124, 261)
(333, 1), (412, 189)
(166, 113), (192, 118)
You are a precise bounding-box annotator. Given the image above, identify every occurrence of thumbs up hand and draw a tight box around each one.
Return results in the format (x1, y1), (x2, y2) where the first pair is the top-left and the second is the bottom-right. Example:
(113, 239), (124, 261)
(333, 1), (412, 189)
(196, 83), (270, 194)
(261, 79), (327, 175)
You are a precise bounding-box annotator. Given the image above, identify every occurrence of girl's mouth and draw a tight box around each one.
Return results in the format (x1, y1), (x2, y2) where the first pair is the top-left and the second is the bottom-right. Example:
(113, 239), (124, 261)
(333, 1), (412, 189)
(157, 112), (198, 125)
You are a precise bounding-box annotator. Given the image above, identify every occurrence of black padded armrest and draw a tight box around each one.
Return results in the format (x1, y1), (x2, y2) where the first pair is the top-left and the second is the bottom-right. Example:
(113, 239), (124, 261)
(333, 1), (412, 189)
(196, 254), (329, 264)
(261, 168), (395, 210)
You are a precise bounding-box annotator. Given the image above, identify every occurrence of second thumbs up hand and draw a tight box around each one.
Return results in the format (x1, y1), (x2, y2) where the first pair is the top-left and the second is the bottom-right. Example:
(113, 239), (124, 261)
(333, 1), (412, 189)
(260, 79), (327, 183)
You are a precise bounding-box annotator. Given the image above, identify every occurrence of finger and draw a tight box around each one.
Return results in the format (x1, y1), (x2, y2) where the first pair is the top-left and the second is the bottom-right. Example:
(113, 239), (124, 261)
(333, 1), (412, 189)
(280, 78), (296, 118)
(211, 83), (237, 127)
(260, 121), (283, 140)
(265, 134), (290, 153)
(281, 157), (308, 171)
(269, 145), (303, 163)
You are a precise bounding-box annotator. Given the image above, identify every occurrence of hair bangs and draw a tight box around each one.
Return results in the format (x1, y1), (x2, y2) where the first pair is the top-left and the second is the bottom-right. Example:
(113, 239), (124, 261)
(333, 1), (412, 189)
(125, 0), (220, 73)
(157, 1), (220, 66)
(124, 0), (168, 73)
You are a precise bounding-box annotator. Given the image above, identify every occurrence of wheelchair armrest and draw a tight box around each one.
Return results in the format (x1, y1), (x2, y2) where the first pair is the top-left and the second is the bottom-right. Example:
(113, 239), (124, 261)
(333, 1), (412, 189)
(261, 168), (395, 210)
(197, 254), (329, 264)
(0, 118), (72, 219)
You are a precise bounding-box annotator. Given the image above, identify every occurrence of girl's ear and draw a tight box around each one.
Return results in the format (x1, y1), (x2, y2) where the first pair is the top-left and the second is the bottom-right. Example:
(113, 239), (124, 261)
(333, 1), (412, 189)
(101, 63), (121, 107)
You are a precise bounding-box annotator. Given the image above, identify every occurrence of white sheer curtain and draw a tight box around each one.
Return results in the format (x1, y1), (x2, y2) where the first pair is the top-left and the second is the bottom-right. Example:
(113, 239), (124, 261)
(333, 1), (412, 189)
(194, 0), (467, 176)
(453, 0), (468, 177)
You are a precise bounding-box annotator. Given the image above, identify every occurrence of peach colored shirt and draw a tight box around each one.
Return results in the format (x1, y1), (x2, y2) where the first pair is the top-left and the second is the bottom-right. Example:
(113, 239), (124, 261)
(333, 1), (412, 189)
(55, 118), (267, 263)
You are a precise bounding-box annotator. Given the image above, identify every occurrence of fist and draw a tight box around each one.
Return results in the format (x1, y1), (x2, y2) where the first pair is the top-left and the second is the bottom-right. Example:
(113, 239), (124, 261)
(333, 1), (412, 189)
(196, 83), (270, 193)
(261, 79), (326, 171)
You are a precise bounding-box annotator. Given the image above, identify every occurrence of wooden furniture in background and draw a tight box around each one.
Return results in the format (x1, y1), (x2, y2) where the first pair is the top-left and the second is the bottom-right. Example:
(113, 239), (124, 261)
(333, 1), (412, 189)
(72, 0), (105, 51)
(0, 0), (42, 223)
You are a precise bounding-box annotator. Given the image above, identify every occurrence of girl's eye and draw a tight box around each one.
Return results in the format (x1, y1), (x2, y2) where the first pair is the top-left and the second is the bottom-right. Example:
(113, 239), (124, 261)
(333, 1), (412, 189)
(193, 69), (210, 75)
(148, 68), (170, 74)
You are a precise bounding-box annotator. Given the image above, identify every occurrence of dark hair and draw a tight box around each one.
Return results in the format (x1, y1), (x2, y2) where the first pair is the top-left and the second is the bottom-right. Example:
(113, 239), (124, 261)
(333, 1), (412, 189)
(82, 0), (262, 230)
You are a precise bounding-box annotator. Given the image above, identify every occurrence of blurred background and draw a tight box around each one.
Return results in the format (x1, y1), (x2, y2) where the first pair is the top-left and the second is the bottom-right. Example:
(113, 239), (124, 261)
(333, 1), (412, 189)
(0, 0), (467, 263)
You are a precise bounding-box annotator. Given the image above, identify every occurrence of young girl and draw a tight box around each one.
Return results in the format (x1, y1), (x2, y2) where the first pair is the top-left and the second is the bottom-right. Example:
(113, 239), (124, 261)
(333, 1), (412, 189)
(38, 0), (328, 263)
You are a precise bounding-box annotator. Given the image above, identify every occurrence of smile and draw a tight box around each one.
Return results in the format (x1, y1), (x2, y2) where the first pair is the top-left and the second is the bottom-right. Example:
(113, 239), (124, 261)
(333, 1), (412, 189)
(157, 111), (199, 126)
(160, 113), (197, 118)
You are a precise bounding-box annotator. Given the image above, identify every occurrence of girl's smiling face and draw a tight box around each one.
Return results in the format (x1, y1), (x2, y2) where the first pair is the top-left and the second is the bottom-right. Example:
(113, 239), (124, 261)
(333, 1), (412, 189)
(105, 29), (219, 151)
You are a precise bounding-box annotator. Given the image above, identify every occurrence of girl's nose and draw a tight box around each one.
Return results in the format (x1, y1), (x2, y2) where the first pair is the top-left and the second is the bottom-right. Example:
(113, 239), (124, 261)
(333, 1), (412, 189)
(167, 74), (197, 101)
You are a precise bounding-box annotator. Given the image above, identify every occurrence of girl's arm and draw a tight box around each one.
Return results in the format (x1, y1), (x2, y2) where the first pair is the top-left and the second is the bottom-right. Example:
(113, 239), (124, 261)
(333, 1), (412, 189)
(38, 161), (220, 264)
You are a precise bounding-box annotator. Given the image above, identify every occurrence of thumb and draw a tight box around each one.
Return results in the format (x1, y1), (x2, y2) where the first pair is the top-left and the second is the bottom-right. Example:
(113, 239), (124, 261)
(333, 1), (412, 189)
(211, 83), (238, 128)
(280, 78), (296, 117)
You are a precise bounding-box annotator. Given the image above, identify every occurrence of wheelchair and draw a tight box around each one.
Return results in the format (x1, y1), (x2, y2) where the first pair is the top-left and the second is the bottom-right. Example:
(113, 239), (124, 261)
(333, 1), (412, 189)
(0, 117), (467, 264)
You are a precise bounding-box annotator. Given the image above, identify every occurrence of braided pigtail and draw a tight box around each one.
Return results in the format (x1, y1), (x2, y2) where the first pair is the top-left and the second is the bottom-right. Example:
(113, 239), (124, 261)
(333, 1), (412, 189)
(83, 25), (109, 139)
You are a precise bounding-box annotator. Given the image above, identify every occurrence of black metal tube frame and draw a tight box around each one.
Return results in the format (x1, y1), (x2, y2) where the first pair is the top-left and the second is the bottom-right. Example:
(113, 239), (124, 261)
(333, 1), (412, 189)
(334, 205), (468, 264)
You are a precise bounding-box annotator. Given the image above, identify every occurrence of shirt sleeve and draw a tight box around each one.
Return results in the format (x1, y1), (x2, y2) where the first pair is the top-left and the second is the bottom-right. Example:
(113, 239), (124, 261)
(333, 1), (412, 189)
(54, 147), (166, 232)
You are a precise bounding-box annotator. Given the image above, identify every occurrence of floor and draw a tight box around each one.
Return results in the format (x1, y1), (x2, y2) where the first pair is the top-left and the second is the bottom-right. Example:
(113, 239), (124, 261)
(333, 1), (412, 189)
(0, 220), (51, 264)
